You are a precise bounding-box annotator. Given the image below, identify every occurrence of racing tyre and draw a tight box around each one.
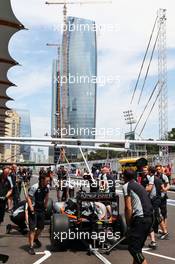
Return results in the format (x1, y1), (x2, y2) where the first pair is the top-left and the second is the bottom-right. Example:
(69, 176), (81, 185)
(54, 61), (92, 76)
(45, 198), (53, 221)
(118, 214), (127, 237)
(118, 214), (128, 246)
(50, 214), (69, 250)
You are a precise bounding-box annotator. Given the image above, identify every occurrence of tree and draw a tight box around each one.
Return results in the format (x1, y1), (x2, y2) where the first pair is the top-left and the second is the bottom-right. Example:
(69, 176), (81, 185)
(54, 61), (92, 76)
(146, 139), (159, 155)
(168, 128), (175, 152)
(87, 143), (124, 160)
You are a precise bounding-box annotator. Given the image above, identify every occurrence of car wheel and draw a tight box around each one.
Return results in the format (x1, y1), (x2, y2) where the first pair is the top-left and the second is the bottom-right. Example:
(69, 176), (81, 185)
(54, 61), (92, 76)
(45, 198), (53, 220)
(118, 214), (127, 237)
(50, 214), (69, 249)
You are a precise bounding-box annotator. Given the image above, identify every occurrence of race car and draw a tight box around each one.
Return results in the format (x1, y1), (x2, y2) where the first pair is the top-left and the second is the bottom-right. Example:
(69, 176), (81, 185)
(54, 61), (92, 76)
(50, 190), (127, 252)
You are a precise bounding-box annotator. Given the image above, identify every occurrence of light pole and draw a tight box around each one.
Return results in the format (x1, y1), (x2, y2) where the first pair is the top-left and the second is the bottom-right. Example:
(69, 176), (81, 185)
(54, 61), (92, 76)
(123, 110), (136, 132)
(123, 110), (136, 157)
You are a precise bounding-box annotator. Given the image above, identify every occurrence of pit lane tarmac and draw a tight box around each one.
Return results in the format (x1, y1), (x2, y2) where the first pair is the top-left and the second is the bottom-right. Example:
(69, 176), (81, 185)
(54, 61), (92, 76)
(0, 179), (175, 264)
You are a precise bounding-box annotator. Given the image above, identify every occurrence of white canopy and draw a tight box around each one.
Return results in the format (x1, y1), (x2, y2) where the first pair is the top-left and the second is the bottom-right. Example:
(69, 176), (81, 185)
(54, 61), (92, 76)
(0, 0), (24, 136)
(0, 0), (24, 26)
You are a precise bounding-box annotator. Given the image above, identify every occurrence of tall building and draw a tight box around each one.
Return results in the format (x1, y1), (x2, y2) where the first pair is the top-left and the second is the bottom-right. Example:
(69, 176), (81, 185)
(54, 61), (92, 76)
(3, 110), (20, 163)
(16, 109), (32, 161)
(50, 58), (61, 164)
(51, 59), (58, 136)
(66, 17), (97, 158)
(37, 148), (47, 163)
(66, 17), (97, 140)
(51, 17), (97, 161)
(51, 58), (61, 137)
(31, 148), (47, 164)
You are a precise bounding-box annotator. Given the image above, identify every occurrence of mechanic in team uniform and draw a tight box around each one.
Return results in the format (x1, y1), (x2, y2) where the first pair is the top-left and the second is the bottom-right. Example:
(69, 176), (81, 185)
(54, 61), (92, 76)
(147, 167), (168, 233)
(9, 164), (20, 209)
(97, 166), (113, 217)
(123, 170), (153, 264)
(0, 167), (13, 225)
(141, 166), (168, 249)
(6, 200), (28, 235)
(140, 166), (158, 249)
(155, 164), (170, 239)
(17, 166), (23, 196)
(27, 173), (50, 255)
(98, 166), (110, 193)
(57, 166), (68, 201)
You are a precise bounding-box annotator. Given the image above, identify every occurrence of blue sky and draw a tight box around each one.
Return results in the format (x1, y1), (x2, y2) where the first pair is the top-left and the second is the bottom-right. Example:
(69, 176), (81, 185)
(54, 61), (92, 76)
(7, 26), (57, 137)
(7, 0), (175, 140)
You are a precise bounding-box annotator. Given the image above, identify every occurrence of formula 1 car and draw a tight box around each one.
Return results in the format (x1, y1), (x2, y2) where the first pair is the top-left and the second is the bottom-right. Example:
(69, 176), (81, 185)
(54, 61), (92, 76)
(50, 190), (127, 254)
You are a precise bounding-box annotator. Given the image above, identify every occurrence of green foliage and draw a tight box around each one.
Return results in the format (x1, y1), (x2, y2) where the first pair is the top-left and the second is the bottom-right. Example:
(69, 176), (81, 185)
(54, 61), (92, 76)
(87, 143), (124, 160)
(146, 139), (159, 154)
(168, 128), (175, 152)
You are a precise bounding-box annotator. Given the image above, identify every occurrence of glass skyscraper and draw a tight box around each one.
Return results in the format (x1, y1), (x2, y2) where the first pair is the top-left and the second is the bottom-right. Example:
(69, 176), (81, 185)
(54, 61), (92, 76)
(65, 16), (97, 141)
(16, 109), (31, 161)
(51, 17), (97, 160)
(51, 59), (59, 136)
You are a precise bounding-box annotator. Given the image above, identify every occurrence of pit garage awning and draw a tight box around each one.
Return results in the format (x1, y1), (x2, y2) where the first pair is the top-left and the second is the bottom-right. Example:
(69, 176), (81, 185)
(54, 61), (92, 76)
(0, 0), (24, 136)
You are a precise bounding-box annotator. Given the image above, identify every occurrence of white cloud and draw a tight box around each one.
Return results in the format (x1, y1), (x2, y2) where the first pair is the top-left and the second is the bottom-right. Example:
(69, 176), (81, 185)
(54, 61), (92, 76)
(31, 116), (51, 137)
(11, 0), (60, 28)
(7, 65), (51, 100)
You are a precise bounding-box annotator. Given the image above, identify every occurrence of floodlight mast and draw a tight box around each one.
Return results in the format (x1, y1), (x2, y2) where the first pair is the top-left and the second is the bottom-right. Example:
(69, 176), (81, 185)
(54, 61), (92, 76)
(123, 110), (136, 132)
(157, 9), (169, 164)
